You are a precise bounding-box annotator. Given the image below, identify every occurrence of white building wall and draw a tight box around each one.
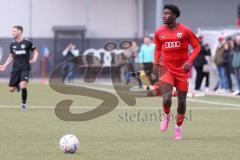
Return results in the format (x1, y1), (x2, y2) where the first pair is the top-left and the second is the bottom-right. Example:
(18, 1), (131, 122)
(0, 0), (140, 38)
(87, 0), (138, 38)
(0, 0), (30, 37)
(31, 0), (86, 38)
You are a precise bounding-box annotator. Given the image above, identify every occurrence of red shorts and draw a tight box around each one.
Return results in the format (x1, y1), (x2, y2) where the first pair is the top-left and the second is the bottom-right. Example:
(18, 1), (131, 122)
(155, 60), (189, 92)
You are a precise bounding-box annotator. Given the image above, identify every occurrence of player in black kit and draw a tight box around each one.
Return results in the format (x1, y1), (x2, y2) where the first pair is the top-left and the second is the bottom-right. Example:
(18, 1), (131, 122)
(0, 26), (38, 111)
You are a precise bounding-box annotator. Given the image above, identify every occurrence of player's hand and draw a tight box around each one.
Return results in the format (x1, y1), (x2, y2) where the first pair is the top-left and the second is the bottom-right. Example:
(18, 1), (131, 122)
(151, 72), (157, 80)
(29, 59), (36, 64)
(151, 64), (158, 80)
(0, 65), (6, 71)
(182, 62), (191, 72)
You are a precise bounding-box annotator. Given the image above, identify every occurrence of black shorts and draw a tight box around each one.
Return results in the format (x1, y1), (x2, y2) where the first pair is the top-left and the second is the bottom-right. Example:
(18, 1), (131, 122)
(142, 62), (155, 84)
(142, 62), (153, 75)
(9, 70), (30, 87)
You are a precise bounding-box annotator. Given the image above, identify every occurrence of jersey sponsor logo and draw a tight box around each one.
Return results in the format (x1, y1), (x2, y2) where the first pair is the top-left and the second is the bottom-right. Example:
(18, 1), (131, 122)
(21, 44), (26, 49)
(177, 32), (183, 39)
(15, 50), (26, 55)
(164, 41), (181, 48)
(13, 46), (17, 49)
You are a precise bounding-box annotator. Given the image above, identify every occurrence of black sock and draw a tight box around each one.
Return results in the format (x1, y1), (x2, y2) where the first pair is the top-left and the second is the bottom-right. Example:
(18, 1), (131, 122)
(21, 88), (27, 104)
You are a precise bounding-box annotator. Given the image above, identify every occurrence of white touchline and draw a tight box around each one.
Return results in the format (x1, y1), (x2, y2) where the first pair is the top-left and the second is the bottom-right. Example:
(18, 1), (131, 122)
(70, 84), (240, 108)
(0, 105), (239, 110)
(186, 99), (240, 107)
(0, 85), (239, 110)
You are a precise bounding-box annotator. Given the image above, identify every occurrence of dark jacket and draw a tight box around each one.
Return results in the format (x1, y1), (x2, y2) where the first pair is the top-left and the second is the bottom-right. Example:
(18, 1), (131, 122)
(193, 44), (207, 67)
(223, 49), (234, 73)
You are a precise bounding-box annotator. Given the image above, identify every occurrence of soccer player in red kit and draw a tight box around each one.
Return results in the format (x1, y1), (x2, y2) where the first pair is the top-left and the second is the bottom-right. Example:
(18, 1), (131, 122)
(152, 4), (200, 140)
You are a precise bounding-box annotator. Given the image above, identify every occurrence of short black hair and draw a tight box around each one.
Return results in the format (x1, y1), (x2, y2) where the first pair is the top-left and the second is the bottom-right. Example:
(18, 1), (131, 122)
(13, 25), (23, 32)
(164, 4), (181, 18)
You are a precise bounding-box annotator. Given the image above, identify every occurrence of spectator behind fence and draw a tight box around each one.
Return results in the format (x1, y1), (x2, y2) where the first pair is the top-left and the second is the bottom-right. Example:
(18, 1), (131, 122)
(139, 36), (155, 87)
(214, 36), (225, 91)
(232, 35), (240, 95)
(62, 43), (79, 82)
(125, 41), (141, 86)
(222, 37), (234, 92)
(202, 43), (212, 91)
(193, 36), (210, 91)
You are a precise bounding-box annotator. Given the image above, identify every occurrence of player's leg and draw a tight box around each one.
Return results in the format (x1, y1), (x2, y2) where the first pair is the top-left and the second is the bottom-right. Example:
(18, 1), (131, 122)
(8, 86), (16, 92)
(8, 71), (20, 92)
(159, 84), (173, 131)
(19, 70), (30, 110)
(19, 81), (28, 101)
(158, 70), (174, 132)
(176, 90), (187, 125)
(19, 80), (28, 110)
(174, 80), (188, 140)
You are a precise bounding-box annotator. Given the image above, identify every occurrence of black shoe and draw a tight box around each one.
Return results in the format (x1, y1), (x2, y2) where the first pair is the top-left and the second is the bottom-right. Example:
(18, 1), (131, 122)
(213, 87), (218, 91)
(146, 86), (150, 90)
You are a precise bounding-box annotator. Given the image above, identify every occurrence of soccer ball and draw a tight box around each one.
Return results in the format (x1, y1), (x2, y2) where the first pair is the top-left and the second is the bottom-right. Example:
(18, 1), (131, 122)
(59, 134), (79, 153)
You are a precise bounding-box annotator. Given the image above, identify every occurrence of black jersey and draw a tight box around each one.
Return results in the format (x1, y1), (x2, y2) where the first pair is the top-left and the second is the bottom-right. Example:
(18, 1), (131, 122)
(10, 39), (36, 71)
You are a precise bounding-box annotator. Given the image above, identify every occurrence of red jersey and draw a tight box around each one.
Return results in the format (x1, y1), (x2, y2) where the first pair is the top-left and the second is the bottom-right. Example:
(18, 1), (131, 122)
(154, 23), (200, 65)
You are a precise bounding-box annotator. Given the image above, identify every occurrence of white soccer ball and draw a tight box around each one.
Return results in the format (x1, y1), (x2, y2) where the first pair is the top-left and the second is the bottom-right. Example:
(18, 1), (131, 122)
(59, 134), (79, 153)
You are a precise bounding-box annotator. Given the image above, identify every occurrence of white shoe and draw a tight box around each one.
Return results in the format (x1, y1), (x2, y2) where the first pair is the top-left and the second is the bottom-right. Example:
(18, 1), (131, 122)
(219, 89), (225, 93)
(204, 87), (210, 92)
(223, 89), (232, 93)
(233, 90), (240, 96)
(21, 103), (27, 111)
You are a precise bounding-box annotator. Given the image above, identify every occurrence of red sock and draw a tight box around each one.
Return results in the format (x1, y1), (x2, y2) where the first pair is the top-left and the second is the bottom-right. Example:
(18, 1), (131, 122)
(176, 114), (185, 126)
(163, 106), (170, 115)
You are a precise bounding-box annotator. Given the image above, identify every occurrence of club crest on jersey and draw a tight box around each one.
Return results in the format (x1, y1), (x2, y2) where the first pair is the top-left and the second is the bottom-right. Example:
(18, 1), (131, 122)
(177, 32), (183, 39)
(160, 35), (166, 39)
(21, 44), (26, 49)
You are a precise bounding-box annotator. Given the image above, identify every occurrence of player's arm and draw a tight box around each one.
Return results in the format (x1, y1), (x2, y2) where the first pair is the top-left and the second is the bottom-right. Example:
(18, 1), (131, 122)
(186, 29), (201, 63)
(62, 44), (70, 56)
(183, 29), (201, 72)
(72, 49), (80, 57)
(29, 42), (39, 64)
(152, 31), (162, 79)
(29, 48), (39, 64)
(153, 30), (162, 64)
(0, 53), (14, 71)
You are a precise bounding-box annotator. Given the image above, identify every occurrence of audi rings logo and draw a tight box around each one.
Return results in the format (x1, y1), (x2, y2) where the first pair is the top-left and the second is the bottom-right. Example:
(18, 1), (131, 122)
(164, 41), (181, 48)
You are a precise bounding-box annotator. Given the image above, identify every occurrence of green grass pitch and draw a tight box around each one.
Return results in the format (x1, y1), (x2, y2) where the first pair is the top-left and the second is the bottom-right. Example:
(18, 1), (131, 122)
(0, 83), (239, 160)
